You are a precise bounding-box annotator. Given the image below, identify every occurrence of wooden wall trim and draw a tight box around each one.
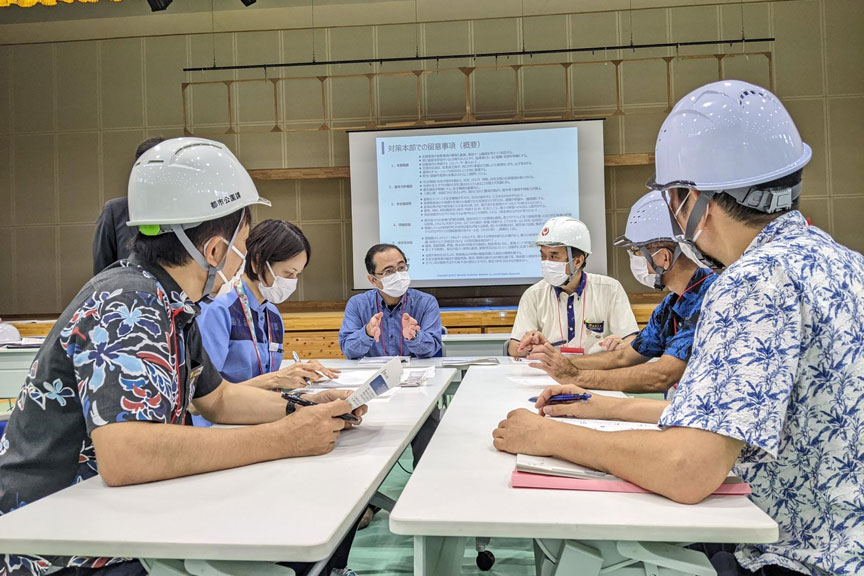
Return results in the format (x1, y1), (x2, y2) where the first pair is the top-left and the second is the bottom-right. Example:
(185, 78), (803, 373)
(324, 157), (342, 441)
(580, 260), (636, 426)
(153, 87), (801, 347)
(248, 153), (654, 182)
(10, 303), (659, 338)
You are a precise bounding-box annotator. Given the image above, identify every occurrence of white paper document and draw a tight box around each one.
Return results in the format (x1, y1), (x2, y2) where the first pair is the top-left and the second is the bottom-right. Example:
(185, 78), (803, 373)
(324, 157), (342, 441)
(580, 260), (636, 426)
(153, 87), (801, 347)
(516, 419), (661, 480)
(315, 370), (379, 388)
(548, 417), (661, 432)
(401, 366), (435, 387)
(346, 357), (403, 409)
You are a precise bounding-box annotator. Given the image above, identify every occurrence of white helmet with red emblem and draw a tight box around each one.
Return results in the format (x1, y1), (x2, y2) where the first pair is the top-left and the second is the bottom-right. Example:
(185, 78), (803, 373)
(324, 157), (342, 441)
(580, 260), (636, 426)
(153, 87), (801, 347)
(534, 216), (592, 255)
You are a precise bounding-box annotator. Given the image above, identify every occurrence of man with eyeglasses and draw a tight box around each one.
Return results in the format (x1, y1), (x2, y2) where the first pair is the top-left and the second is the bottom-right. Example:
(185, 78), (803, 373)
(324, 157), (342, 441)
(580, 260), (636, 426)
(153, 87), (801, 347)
(339, 244), (442, 528)
(339, 243), (442, 360)
(528, 191), (716, 401)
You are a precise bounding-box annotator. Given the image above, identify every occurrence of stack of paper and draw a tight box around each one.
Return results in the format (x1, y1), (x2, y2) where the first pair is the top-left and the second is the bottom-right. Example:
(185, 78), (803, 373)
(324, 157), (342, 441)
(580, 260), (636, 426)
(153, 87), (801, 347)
(516, 455), (615, 480)
(401, 366), (435, 387)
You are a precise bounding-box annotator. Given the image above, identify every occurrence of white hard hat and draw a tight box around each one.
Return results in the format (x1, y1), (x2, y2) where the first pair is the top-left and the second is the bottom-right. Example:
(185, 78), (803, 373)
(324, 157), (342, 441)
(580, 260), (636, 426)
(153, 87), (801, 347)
(127, 137), (270, 232)
(614, 191), (676, 248)
(535, 217), (592, 255)
(649, 80), (810, 213)
(0, 320), (20, 345)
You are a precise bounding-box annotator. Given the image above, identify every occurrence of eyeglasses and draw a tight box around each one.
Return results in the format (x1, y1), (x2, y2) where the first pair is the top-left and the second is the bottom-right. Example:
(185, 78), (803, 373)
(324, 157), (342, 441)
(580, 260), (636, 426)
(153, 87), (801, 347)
(374, 263), (409, 278)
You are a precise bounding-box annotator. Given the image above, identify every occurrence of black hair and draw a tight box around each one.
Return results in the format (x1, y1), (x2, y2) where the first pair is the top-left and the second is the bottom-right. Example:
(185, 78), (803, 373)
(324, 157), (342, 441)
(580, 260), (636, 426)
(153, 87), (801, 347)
(673, 169), (803, 227)
(130, 206), (251, 268)
(570, 248), (588, 271)
(245, 219), (311, 282)
(643, 240), (678, 253)
(135, 137), (165, 160)
(365, 244), (406, 275)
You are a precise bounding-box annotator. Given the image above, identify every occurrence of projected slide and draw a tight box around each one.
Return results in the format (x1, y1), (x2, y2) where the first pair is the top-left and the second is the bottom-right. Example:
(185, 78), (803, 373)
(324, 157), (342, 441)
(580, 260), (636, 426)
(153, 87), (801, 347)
(375, 128), (579, 281)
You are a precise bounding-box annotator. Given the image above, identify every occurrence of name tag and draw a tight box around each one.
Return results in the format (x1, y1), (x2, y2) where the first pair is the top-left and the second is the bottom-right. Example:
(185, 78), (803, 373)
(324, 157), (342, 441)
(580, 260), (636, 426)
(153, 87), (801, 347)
(584, 320), (605, 333)
(269, 342), (281, 353)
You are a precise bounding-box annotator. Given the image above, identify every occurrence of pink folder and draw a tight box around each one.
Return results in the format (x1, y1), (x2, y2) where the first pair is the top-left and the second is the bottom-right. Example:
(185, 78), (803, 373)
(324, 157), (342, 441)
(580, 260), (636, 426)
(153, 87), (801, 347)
(511, 470), (752, 496)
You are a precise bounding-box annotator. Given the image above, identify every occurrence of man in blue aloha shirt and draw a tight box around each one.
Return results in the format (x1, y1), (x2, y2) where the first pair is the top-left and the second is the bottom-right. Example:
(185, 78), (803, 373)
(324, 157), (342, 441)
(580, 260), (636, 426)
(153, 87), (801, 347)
(0, 138), (362, 576)
(526, 190), (716, 401)
(494, 81), (864, 576)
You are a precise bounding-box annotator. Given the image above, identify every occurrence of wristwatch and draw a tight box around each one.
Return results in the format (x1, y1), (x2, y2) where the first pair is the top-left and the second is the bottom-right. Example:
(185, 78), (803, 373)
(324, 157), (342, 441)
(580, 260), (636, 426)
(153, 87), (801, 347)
(285, 400), (297, 416)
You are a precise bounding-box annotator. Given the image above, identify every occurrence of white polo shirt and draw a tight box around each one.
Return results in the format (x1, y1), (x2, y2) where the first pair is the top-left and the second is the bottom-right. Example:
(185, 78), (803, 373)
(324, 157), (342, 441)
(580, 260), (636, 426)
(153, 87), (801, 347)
(510, 273), (638, 352)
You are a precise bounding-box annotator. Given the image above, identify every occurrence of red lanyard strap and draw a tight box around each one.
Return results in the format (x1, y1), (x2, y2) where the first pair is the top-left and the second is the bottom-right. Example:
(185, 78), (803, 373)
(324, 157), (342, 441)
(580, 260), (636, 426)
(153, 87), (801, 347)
(672, 272), (713, 335)
(376, 294), (408, 357)
(235, 281), (273, 376)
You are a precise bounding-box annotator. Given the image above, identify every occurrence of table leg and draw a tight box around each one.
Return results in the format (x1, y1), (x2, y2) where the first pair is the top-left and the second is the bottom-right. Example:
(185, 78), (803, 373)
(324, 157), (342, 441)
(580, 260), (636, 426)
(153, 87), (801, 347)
(414, 535), (466, 576)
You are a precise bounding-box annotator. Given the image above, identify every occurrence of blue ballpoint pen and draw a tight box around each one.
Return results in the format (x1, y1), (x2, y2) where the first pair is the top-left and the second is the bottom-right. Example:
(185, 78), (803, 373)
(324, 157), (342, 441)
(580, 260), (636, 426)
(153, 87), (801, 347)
(528, 393), (592, 404)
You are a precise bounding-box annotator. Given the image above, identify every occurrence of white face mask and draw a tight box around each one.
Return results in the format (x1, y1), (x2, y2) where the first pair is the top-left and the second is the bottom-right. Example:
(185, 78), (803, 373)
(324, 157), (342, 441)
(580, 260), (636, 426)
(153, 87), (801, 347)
(678, 240), (705, 266)
(379, 270), (410, 298)
(215, 258), (245, 298)
(259, 262), (298, 304)
(629, 251), (661, 290)
(540, 260), (570, 287)
(213, 241), (247, 297)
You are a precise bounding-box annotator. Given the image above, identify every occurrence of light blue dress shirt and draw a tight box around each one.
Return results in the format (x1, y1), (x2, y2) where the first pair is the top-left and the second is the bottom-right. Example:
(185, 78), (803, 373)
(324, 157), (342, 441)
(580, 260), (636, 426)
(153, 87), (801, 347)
(339, 289), (442, 359)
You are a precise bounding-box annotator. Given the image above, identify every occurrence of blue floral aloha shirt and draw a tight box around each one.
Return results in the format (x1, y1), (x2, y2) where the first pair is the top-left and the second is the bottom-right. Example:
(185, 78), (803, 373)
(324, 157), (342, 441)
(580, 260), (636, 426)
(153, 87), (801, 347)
(0, 255), (222, 576)
(660, 211), (864, 575)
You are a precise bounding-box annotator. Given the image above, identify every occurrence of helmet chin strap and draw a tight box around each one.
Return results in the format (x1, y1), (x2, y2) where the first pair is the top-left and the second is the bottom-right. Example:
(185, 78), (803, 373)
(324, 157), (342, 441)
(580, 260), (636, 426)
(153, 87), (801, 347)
(171, 215), (245, 300)
(563, 246), (580, 287)
(638, 244), (682, 291)
(676, 190), (724, 270)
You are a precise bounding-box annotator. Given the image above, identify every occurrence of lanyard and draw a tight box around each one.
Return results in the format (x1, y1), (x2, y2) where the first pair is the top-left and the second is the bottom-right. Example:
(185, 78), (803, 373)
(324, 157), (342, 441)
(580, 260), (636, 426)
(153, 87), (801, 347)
(672, 272), (713, 335)
(554, 279), (587, 349)
(235, 280), (273, 376)
(376, 293), (408, 357)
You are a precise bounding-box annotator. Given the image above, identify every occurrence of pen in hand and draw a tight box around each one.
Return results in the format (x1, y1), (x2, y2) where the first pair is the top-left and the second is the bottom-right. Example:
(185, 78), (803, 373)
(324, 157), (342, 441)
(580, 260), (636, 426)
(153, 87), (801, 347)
(528, 393), (592, 404)
(292, 351), (312, 388)
(281, 392), (359, 424)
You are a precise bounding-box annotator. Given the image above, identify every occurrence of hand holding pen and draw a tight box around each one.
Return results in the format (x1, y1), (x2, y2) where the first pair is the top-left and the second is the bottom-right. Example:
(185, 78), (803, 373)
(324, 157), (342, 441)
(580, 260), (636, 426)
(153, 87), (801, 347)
(532, 385), (610, 420)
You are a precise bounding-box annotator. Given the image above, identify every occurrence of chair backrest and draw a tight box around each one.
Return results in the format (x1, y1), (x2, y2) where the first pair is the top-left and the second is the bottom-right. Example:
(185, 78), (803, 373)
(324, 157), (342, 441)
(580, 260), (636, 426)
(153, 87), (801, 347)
(502, 339), (511, 356)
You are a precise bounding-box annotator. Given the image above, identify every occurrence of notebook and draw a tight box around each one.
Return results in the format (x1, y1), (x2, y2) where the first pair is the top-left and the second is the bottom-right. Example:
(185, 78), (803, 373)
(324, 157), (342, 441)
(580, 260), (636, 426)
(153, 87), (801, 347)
(511, 470), (751, 496)
(513, 417), (750, 495)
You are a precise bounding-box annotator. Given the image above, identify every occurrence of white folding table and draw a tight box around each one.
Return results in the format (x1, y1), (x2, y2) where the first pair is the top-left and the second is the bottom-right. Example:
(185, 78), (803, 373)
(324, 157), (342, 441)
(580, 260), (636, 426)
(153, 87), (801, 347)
(0, 367), (457, 576)
(389, 364), (779, 576)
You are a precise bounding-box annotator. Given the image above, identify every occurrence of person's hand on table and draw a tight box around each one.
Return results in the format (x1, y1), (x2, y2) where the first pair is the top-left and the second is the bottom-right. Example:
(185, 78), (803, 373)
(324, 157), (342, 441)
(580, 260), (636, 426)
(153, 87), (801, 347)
(304, 389), (367, 428)
(401, 313), (420, 340)
(534, 384), (614, 420)
(299, 359), (340, 380)
(599, 335), (626, 351)
(261, 363), (322, 390)
(279, 399), (353, 456)
(366, 312), (384, 342)
(492, 408), (557, 456)
(528, 343), (580, 382)
(516, 330), (549, 355)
